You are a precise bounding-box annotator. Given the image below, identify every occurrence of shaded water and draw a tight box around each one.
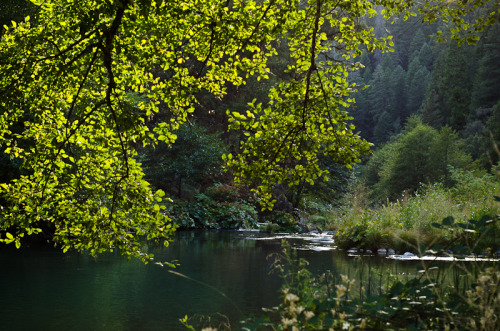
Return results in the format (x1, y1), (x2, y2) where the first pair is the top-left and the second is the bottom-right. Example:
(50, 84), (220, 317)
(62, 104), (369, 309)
(0, 230), (471, 330)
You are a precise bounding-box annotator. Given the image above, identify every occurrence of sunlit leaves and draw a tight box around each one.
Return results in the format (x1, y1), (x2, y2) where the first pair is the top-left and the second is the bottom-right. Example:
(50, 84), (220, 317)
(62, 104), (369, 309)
(225, 0), (377, 208)
(0, 0), (294, 259)
(0, 0), (498, 256)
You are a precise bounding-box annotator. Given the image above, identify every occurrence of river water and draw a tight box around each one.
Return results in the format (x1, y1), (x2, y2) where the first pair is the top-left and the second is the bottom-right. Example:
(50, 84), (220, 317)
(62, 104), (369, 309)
(0, 230), (471, 330)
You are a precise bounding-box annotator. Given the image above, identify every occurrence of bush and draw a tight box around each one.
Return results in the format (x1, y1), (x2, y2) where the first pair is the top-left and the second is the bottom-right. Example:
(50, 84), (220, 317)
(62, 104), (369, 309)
(335, 217), (390, 251)
(262, 211), (300, 233)
(307, 215), (330, 230)
(449, 167), (500, 204)
(205, 183), (242, 202)
(166, 194), (258, 230)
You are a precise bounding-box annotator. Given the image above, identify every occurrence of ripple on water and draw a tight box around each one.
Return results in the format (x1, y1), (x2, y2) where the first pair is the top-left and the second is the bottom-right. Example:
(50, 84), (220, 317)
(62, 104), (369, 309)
(244, 232), (336, 251)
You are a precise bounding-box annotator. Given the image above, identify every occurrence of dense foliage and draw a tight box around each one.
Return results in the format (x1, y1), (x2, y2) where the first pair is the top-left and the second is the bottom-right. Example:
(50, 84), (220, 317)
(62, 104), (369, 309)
(0, 0), (499, 260)
(0, 2), (499, 330)
(362, 116), (474, 202)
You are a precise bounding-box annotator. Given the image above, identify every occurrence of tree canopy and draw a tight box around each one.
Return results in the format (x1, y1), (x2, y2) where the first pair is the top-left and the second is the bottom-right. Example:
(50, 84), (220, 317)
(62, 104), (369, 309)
(0, 0), (498, 260)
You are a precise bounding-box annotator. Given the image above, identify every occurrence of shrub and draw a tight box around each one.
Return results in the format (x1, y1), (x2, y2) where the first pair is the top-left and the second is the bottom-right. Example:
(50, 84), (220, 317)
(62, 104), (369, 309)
(450, 167), (499, 204)
(307, 215), (330, 230)
(262, 211), (300, 233)
(335, 217), (390, 251)
(166, 194), (258, 230)
(204, 183), (246, 203)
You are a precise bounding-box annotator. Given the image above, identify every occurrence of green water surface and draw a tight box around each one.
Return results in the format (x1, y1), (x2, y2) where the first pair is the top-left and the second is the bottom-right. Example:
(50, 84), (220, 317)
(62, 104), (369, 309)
(0, 230), (455, 330)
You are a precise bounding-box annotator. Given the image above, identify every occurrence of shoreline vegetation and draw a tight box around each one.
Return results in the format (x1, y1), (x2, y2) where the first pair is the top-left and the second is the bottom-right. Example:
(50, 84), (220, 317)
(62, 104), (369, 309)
(325, 174), (499, 255)
(237, 241), (500, 331)
(177, 166), (499, 330)
(0, 0), (498, 329)
(166, 166), (499, 257)
(163, 116), (500, 258)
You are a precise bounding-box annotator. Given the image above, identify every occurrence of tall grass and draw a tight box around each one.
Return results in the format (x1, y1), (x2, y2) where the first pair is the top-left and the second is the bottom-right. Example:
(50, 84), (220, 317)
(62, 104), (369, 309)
(243, 237), (500, 331)
(317, 169), (500, 252)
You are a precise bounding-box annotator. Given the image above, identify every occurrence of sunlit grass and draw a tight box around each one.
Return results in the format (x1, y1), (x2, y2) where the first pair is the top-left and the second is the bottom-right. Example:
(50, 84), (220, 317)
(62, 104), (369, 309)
(313, 171), (500, 252)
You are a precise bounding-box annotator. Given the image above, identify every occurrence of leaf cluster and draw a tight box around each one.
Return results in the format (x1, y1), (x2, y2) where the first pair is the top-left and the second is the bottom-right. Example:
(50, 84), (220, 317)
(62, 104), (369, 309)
(0, 0), (498, 258)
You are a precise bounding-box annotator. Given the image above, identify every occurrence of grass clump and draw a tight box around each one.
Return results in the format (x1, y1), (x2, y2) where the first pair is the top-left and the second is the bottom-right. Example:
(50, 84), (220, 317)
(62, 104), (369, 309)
(328, 169), (499, 252)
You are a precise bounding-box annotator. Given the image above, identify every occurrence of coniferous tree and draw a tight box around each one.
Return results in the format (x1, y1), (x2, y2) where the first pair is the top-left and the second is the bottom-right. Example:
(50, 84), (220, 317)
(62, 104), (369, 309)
(386, 15), (421, 70)
(352, 51), (375, 141)
(448, 86), (471, 130)
(369, 65), (390, 122)
(408, 29), (427, 64)
(470, 24), (500, 111)
(406, 65), (430, 114)
(370, 55), (397, 110)
(391, 65), (407, 122)
(421, 89), (444, 127)
(372, 111), (398, 145)
(405, 56), (421, 93)
(421, 50), (447, 127)
(418, 42), (434, 71)
(420, 42), (472, 129)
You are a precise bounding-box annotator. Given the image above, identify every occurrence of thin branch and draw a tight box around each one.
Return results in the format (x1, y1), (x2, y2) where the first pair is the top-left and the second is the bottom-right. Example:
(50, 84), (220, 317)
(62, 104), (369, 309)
(101, 0), (131, 180)
(302, 0), (323, 128)
(66, 48), (99, 122)
(196, 21), (216, 78)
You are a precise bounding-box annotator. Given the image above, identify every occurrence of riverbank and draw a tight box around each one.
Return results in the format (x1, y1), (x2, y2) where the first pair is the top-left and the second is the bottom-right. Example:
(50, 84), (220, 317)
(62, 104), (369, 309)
(303, 181), (500, 255)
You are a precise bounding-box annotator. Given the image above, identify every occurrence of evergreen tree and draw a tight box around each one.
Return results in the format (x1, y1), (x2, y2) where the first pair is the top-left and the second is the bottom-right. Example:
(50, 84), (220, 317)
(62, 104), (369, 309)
(352, 88), (374, 141)
(369, 53), (398, 122)
(359, 51), (374, 82)
(421, 50), (447, 127)
(406, 66), (430, 114)
(418, 42), (434, 71)
(391, 65), (407, 122)
(470, 24), (500, 111)
(405, 56), (421, 93)
(408, 29), (427, 64)
(420, 42), (472, 129)
(432, 126), (470, 186)
(421, 89), (444, 127)
(372, 111), (399, 145)
(351, 51), (375, 141)
(448, 86), (471, 130)
(368, 65), (390, 122)
(386, 15), (420, 70)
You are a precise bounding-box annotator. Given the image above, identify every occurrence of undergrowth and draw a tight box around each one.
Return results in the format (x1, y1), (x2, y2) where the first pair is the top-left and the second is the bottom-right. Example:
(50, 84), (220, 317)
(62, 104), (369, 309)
(243, 215), (500, 331)
(325, 169), (500, 252)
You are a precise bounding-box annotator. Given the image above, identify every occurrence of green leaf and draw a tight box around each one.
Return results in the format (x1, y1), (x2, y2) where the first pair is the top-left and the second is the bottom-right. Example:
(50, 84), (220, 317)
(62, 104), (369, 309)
(441, 216), (454, 226)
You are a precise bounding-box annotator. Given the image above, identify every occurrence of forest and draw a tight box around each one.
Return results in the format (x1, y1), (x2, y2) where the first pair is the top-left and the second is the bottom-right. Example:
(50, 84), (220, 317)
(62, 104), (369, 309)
(0, 0), (499, 257)
(0, 0), (499, 329)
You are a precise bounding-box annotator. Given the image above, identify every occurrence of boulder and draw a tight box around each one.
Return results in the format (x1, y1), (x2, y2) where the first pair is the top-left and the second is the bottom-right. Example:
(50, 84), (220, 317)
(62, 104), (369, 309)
(377, 248), (387, 255)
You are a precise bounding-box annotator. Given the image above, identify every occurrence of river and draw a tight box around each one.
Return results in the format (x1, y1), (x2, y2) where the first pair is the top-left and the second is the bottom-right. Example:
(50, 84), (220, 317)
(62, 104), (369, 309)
(0, 230), (473, 330)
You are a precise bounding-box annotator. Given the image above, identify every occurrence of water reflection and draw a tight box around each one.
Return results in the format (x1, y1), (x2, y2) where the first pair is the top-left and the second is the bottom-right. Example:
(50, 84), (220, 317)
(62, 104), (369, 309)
(0, 230), (484, 330)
